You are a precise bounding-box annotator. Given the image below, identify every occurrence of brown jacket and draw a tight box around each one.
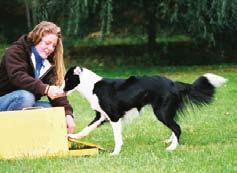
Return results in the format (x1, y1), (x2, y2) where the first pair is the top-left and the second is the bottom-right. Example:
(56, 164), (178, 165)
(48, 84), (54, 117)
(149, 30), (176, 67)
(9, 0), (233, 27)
(0, 35), (73, 115)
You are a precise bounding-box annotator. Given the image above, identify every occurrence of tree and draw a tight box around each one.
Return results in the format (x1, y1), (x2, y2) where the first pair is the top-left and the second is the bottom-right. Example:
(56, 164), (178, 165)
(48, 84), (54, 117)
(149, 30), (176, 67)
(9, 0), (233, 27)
(2, 0), (236, 48)
(176, 0), (237, 46)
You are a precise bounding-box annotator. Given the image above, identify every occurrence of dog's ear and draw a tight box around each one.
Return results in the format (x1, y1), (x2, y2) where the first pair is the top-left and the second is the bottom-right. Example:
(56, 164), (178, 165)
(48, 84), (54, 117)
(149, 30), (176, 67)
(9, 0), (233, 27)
(74, 66), (83, 75)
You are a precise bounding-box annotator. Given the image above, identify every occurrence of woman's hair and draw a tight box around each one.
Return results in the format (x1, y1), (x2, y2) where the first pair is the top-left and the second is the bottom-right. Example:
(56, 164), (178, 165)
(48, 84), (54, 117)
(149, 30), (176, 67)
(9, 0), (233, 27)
(27, 21), (65, 86)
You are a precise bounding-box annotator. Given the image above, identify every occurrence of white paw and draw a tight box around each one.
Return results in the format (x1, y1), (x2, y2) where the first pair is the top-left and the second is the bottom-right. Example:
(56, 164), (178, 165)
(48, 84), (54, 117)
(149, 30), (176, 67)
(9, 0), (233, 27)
(67, 133), (82, 139)
(166, 142), (178, 151)
(110, 151), (120, 156)
(165, 132), (178, 151)
(166, 145), (176, 151)
(165, 132), (175, 144)
(164, 138), (172, 144)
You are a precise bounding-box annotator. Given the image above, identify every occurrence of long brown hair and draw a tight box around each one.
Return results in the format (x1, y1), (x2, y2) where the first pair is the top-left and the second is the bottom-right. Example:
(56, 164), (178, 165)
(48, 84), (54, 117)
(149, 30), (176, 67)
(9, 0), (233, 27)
(27, 21), (65, 85)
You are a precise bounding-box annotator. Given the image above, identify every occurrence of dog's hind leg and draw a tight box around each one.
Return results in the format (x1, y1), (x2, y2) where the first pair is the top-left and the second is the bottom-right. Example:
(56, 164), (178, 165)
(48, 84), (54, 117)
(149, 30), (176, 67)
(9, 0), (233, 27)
(152, 96), (181, 151)
(68, 111), (106, 139)
(110, 119), (123, 155)
(164, 132), (175, 144)
(165, 120), (181, 151)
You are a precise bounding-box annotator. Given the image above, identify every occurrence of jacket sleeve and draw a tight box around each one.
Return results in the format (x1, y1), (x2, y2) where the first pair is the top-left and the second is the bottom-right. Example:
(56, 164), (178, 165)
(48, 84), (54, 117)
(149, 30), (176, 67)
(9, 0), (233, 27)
(4, 44), (48, 96)
(49, 96), (74, 116)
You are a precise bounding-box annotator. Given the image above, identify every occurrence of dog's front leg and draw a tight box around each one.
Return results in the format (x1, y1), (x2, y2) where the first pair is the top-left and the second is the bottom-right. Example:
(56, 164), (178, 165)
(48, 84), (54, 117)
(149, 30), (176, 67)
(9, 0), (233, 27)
(68, 112), (106, 139)
(110, 119), (123, 155)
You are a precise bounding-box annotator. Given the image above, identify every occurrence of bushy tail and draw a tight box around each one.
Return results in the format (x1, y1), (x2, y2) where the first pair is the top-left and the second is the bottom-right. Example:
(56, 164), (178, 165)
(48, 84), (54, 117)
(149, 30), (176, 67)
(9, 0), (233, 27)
(176, 73), (227, 108)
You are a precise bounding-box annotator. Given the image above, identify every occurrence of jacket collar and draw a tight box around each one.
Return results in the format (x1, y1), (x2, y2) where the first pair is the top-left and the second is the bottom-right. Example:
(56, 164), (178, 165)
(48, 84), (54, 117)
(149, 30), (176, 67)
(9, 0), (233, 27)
(31, 53), (52, 78)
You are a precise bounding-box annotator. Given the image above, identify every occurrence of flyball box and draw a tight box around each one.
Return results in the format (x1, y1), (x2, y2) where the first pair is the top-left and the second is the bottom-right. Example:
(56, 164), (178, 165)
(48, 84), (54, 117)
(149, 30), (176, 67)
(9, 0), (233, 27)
(0, 107), (102, 159)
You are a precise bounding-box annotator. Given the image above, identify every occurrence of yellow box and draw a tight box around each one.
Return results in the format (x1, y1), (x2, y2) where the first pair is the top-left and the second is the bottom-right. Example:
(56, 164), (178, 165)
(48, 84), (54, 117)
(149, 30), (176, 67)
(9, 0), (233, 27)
(0, 107), (101, 159)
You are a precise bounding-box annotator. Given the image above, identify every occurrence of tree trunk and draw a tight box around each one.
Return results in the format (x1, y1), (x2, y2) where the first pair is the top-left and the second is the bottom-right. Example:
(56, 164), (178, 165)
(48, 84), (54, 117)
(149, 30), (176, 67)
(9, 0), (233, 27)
(24, 0), (32, 30)
(143, 0), (157, 58)
(31, 0), (38, 26)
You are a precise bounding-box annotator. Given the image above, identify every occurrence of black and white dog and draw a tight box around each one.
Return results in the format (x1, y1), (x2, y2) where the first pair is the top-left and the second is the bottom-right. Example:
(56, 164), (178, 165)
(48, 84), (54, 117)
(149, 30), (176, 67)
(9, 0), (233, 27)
(63, 66), (226, 155)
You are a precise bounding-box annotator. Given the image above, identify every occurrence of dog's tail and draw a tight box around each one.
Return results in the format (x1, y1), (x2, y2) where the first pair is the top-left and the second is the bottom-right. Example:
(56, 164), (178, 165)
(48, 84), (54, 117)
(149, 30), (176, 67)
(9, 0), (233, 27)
(176, 73), (227, 108)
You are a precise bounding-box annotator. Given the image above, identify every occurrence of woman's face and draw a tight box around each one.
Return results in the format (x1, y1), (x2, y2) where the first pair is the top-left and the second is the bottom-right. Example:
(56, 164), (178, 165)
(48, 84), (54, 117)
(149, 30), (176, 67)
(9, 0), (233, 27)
(35, 33), (58, 59)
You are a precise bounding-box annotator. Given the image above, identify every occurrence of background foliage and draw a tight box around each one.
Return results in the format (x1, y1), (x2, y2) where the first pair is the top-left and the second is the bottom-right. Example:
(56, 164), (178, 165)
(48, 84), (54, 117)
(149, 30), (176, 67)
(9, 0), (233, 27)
(0, 0), (236, 66)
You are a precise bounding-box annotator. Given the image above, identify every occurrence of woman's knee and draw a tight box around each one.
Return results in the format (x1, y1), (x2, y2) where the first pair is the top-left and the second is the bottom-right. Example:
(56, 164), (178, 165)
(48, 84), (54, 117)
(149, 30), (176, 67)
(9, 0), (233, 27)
(14, 90), (36, 107)
(0, 90), (36, 111)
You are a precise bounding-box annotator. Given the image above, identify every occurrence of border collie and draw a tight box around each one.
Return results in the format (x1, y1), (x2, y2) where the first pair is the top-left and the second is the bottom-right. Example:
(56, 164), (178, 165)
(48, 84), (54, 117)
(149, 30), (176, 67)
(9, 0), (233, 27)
(63, 66), (227, 155)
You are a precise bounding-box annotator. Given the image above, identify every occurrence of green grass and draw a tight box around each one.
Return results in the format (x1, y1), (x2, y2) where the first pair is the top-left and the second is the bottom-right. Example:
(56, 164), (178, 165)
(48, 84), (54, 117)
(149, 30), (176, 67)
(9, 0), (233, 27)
(0, 65), (237, 173)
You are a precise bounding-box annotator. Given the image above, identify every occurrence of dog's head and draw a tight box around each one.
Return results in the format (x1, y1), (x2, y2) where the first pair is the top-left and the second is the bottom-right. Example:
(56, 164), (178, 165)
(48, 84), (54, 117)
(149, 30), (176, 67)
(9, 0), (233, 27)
(63, 66), (82, 93)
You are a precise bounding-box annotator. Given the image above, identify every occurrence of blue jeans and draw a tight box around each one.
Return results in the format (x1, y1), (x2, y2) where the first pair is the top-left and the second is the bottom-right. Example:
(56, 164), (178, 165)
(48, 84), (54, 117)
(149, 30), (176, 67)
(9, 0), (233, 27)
(0, 90), (51, 111)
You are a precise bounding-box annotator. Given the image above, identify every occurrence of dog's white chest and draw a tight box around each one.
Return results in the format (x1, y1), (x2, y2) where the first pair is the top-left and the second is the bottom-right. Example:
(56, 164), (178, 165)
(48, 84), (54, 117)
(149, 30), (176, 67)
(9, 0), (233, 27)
(91, 95), (103, 111)
(78, 85), (110, 120)
(91, 95), (111, 120)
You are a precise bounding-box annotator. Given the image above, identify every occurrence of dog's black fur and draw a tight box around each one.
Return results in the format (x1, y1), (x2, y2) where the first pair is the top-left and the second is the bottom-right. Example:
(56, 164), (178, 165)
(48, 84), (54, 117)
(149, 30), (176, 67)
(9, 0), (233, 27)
(64, 66), (226, 155)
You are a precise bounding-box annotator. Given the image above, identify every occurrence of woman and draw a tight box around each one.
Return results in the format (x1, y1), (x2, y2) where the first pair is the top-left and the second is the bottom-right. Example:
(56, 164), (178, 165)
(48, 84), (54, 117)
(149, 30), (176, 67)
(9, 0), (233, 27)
(0, 21), (75, 133)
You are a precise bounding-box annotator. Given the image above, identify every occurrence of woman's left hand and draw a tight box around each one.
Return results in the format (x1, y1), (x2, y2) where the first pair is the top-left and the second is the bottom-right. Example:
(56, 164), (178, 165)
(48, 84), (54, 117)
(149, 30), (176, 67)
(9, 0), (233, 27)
(66, 115), (75, 134)
(47, 85), (65, 100)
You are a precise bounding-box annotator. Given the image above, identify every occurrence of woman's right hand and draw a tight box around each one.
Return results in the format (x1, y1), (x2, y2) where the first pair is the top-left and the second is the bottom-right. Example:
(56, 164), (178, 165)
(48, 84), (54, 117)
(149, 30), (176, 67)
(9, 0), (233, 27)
(47, 85), (65, 100)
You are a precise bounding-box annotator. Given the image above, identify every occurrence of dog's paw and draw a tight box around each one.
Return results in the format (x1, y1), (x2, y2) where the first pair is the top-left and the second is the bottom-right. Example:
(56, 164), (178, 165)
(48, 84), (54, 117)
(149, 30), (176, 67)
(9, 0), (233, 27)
(110, 151), (120, 156)
(67, 133), (82, 139)
(164, 138), (172, 144)
(166, 146), (176, 151)
(166, 142), (178, 151)
(164, 133), (175, 144)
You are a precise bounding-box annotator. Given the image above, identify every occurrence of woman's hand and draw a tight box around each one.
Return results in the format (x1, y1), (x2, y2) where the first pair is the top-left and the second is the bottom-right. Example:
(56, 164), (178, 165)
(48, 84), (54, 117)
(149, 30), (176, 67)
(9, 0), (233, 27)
(66, 115), (75, 134)
(47, 85), (65, 100)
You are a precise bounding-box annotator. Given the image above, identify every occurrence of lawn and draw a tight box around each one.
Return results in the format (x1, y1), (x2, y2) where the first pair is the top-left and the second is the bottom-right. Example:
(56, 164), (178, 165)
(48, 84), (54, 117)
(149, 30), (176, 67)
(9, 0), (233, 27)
(0, 64), (236, 173)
